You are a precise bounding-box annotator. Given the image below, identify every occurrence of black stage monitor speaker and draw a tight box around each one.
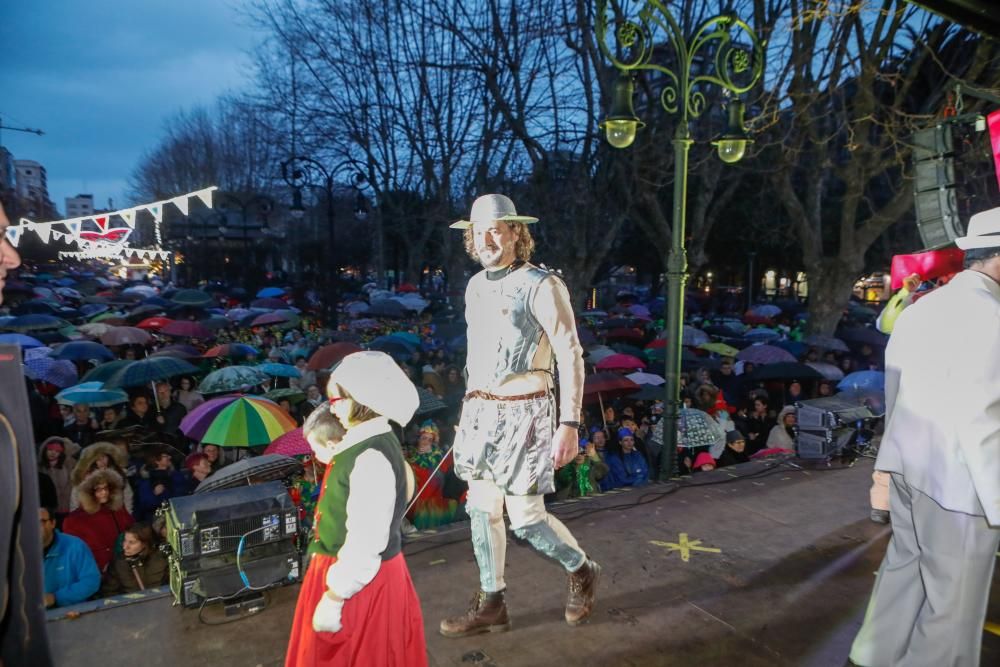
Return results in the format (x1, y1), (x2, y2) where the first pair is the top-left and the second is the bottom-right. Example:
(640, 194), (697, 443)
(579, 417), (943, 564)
(795, 396), (874, 459)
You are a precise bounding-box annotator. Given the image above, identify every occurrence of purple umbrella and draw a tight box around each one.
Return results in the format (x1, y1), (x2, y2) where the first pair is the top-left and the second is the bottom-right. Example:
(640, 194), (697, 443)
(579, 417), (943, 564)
(160, 320), (213, 339)
(251, 312), (291, 327)
(736, 344), (797, 365)
(100, 326), (153, 346)
(24, 357), (79, 388)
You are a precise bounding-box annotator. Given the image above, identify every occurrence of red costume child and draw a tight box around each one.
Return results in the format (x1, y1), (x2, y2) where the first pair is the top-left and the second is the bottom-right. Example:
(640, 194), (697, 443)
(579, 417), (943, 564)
(285, 351), (427, 667)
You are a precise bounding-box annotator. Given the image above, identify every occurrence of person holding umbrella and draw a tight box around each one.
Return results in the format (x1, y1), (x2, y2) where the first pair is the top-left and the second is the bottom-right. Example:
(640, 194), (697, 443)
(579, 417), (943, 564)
(440, 194), (599, 637)
(285, 351), (426, 667)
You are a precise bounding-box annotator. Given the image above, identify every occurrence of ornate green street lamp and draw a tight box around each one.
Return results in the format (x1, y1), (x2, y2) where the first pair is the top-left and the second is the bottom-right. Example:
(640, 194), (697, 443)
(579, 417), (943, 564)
(596, 1), (764, 479)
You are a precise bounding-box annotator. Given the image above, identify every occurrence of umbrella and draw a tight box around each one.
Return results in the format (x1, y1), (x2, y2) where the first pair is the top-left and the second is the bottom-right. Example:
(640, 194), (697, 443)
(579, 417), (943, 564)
(367, 299), (408, 318)
(595, 353), (646, 371)
(345, 302), (370, 316)
(681, 326), (710, 347)
(149, 344), (203, 360)
(198, 365), (270, 394)
(122, 285), (158, 298)
(199, 316), (231, 331)
(0, 333), (45, 348)
(748, 304), (782, 318)
(838, 327), (889, 347)
(580, 310), (608, 319)
(610, 343), (645, 358)
(264, 388), (307, 405)
(805, 361), (845, 381)
(584, 345), (617, 363)
(750, 362), (823, 381)
(414, 386), (448, 416)
(645, 338), (667, 350)
(256, 287), (286, 298)
(605, 327), (644, 342)
(698, 342), (740, 357)
(195, 455), (303, 494)
(180, 395), (297, 447)
(202, 343), (260, 360)
(12, 301), (62, 315)
(737, 344), (797, 365)
(2, 314), (69, 332)
(226, 308), (254, 321)
(773, 340), (808, 358)
(103, 356), (199, 389)
(90, 313), (127, 325)
(250, 312), (291, 327)
(625, 371), (665, 386)
(582, 372), (640, 404)
(257, 362), (302, 379)
(847, 303), (878, 320)
(171, 289), (214, 307)
(307, 342), (363, 371)
(577, 328), (597, 347)
(160, 320), (213, 339)
(100, 326), (152, 346)
(677, 407), (726, 451)
(56, 382), (129, 407)
(804, 334), (850, 352)
(250, 297), (286, 310)
(50, 341), (115, 362)
(743, 327), (781, 342)
(627, 304), (651, 318)
(264, 427), (310, 456)
(837, 370), (885, 393)
(388, 331), (421, 346)
(136, 316), (174, 330)
(81, 359), (135, 383)
(24, 357), (78, 388)
(628, 385), (668, 401)
(349, 318), (381, 331)
(368, 336), (416, 360)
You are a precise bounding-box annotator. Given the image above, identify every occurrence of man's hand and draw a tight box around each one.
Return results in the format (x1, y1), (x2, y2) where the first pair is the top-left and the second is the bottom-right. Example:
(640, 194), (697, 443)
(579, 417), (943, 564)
(551, 424), (579, 468)
(153, 484), (166, 496)
(585, 442), (598, 460)
(44, 593), (56, 608)
(902, 272), (921, 293)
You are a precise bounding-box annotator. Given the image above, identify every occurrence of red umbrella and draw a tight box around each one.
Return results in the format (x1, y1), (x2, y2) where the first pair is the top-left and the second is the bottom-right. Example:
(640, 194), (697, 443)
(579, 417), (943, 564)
(397, 283), (419, 293)
(605, 327), (644, 341)
(264, 426), (311, 457)
(161, 320), (213, 339)
(136, 316), (174, 330)
(582, 372), (640, 404)
(251, 312), (291, 327)
(645, 338), (667, 349)
(307, 342), (363, 371)
(595, 353), (647, 371)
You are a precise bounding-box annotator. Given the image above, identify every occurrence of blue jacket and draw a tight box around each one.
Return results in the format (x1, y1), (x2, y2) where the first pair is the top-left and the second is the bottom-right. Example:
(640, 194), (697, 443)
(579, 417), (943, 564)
(606, 450), (650, 488)
(43, 531), (100, 607)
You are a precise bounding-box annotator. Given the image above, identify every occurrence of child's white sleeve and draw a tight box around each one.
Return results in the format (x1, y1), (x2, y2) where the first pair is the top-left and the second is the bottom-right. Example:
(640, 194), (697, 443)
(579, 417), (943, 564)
(324, 450), (396, 599)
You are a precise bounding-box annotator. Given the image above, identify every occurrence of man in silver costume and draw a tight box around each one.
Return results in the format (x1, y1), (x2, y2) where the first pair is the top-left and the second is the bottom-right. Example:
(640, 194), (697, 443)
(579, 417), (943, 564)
(439, 194), (600, 637)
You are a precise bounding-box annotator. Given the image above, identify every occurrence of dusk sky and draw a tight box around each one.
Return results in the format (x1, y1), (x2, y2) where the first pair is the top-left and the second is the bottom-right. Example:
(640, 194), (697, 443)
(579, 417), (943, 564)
(0, 1), (263, 216)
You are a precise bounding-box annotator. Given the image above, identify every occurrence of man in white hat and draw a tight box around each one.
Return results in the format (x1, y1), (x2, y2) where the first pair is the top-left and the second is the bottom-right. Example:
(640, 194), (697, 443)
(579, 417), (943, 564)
(440, 194), (600, 637)
(850, 207), (1000, 666)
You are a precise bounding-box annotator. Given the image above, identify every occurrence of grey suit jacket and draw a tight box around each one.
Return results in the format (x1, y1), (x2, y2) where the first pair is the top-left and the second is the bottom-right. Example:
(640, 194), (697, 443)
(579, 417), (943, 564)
(876, 270), (1000, 526)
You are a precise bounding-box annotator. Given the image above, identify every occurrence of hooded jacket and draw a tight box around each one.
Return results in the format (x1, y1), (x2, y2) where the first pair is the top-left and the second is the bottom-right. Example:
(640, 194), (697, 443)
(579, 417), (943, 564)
(765, 406), (797, 450)
(69, 441), (134, 513)
(37, 436), (80, 514)
(62, 469), (134, 572)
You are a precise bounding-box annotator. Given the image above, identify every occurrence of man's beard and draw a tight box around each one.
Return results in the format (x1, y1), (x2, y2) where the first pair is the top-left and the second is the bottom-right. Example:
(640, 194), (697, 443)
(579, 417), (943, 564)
(478, 246), (509, 269)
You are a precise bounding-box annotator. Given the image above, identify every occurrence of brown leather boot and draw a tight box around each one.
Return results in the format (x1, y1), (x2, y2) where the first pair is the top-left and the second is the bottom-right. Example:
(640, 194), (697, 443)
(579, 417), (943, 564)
(439, 590), (511, 638)
(565, 558), (601, 626)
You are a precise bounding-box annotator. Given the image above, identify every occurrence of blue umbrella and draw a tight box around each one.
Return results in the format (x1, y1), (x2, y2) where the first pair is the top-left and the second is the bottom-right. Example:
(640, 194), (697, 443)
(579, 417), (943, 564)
(256, 286), (286, 298)
(56, 382), (129, 407)
(103, 356), (199, 389)
(837, 370), (885, 393)
(50, 340), (115, 362)
(744, 327), (781, 342)
(80, 303), (110, 318)
(369, 335), (416, 360)
(257, 362), (302, 378)
(2, 314), (69, 332)
(773, 340), (808, 358)
(24, 357), (79, 388)
(0, 333), (45, 348)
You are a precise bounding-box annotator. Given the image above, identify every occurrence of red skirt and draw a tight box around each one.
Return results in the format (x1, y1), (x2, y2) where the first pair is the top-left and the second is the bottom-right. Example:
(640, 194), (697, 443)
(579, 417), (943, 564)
(285, 552), (427, 667)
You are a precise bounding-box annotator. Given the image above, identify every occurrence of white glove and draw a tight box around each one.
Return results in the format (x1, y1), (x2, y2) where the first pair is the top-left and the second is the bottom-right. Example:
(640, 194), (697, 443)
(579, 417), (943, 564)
(312, 593), (344, 633)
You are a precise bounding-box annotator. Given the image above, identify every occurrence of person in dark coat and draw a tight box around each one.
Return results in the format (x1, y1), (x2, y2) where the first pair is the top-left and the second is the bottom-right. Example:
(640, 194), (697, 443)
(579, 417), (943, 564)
(135, 448), (190, 521)
(716, 430), (751, 468)
(100, 523), (168, 595)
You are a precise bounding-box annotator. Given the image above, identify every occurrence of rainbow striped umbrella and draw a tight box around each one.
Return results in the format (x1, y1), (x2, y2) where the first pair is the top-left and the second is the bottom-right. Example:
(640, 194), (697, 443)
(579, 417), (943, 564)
(180, 395), (297, 447)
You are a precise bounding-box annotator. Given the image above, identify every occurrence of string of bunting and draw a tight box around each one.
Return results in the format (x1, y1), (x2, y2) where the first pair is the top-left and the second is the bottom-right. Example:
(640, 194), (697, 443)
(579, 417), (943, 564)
(4, 186), (217, 250)
(58, 248), (173, 261)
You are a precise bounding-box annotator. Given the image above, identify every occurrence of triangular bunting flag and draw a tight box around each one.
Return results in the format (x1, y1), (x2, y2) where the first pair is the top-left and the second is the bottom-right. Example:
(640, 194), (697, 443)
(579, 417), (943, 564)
(66, 221), (81, 236)
(171, 196), (190, 216)
(34, 222), (52, 244)
(149, 205), (163, 223)
(5, 226), (20, 247)
(95, 216), (108, 231)
(194, 187), (216, 208)
(119, 209), (136, 228)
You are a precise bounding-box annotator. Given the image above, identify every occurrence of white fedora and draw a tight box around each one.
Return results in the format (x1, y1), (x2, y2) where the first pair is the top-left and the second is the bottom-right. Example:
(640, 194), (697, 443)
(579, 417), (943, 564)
(956, 206), (1000, 250)
(450, 193), (539, 230)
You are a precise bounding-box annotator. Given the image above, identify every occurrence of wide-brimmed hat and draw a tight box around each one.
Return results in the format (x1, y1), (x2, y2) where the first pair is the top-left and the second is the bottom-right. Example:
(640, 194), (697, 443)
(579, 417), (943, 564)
(956, 206), (1000, 250)
(450, 194), (539, 230)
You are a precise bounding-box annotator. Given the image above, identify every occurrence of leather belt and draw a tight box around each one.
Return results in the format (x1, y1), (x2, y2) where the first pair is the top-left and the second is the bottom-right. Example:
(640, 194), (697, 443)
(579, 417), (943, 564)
(464, 389), (549, 402)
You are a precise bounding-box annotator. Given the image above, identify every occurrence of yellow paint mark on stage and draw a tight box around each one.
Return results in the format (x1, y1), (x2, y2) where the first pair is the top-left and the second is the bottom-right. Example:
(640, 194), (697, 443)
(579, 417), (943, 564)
(429, 559), (447, 566)
(650, 533), (722, 563)
(985, 621), (1000, 637)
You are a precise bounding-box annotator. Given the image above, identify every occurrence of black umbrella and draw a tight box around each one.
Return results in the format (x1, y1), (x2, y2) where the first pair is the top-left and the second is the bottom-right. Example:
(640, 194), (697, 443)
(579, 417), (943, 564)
(367, 299), (408, 318)
(414, 387), (448, 416)
(195, 454), (303, 494)
(750, 362), (823, 381)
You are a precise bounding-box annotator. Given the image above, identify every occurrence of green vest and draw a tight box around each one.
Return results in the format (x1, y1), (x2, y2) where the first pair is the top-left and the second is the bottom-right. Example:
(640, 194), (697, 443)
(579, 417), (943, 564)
(308, 431), (407, 560)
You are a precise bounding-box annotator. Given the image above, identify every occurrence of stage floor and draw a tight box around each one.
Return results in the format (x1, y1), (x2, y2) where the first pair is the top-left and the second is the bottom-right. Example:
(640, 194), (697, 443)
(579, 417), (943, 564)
(46, 457), (999, 666)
